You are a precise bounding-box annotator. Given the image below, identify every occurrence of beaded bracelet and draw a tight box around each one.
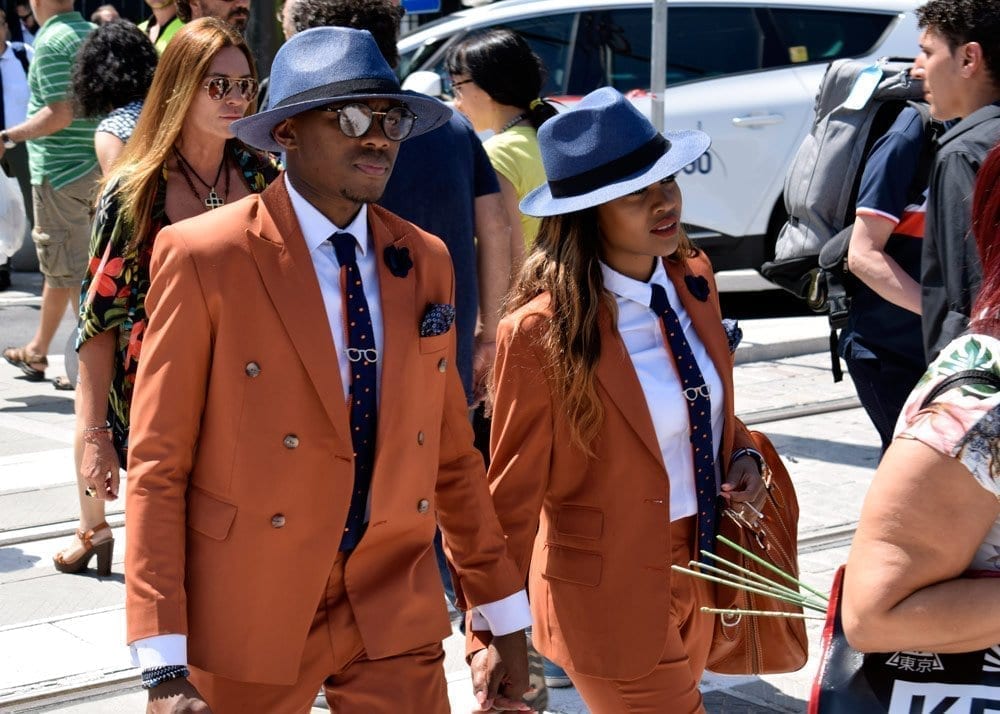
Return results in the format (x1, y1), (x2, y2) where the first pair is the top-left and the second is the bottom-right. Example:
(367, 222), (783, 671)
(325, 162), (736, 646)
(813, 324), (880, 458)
(140, 665), (190, 689)
(82, 427), (112, 445)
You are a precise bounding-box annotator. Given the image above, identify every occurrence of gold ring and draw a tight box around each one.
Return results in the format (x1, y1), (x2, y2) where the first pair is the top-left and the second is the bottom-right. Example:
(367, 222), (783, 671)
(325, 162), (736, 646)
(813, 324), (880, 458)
(84, 486), (97, 498)
(105, 470), (113, 480)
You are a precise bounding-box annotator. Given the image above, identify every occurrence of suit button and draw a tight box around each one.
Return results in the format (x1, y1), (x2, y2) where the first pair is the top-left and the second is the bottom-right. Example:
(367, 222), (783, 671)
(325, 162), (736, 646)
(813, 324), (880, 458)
(417, 431), (425, 445)
(437, 358), (447, 373)
(271, 514), (286, 528)
(245, 361), (261, 377)
(283, 434), (299, 449)
(416, 499), (430, 514)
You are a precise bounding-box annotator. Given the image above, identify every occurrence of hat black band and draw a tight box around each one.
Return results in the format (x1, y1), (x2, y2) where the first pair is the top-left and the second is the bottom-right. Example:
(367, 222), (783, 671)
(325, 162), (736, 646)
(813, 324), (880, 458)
(276, 78), (403, 110)
(549, 134), (670, 198)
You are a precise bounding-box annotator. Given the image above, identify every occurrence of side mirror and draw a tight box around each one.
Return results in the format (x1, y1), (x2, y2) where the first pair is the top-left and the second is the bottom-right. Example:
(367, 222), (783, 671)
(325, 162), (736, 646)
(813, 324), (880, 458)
(401, 70), (444, 98)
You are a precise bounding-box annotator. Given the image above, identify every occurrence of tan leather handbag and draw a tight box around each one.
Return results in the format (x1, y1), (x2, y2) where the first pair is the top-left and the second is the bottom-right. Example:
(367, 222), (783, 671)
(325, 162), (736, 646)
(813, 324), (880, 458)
(707, 429), (809, 675)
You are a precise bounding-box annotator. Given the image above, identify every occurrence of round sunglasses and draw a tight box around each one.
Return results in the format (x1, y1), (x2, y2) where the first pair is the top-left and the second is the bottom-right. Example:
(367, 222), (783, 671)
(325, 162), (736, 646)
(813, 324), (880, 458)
(320, 103), (416, 141)
(203, 77), (259, 102)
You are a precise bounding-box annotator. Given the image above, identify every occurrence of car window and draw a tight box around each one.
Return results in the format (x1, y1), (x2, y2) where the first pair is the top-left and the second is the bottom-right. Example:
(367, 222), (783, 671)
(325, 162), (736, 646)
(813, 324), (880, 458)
(761, 9), (895, 66)
(398, 37), (449, 79)
(496, 14), (577, 95)
(568, 8), (765, 93)
(408, 14), (577, 97)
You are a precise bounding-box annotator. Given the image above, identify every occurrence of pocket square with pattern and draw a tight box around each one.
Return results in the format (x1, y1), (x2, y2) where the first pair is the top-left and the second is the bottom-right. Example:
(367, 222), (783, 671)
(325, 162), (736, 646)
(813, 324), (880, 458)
(722, 318), (743, 354)
(420, 303), (456, 337)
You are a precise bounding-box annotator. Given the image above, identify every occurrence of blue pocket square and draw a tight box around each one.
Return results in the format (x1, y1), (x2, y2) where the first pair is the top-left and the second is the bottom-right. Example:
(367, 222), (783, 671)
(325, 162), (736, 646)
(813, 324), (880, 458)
(722, 318), (742, 354)
(420, 303), (456, 337)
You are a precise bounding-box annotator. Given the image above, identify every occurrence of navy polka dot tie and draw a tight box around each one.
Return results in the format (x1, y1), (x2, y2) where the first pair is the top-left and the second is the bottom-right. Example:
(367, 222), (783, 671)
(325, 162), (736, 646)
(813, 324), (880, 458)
(649, 283), (716, 563)
(331, 232), (377, 552)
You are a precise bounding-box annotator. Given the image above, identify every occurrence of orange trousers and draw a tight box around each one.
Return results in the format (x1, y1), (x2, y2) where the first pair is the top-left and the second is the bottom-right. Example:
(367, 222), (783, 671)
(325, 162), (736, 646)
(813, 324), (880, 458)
(568, 516), (715, 713)
(189, 552), (449, 714)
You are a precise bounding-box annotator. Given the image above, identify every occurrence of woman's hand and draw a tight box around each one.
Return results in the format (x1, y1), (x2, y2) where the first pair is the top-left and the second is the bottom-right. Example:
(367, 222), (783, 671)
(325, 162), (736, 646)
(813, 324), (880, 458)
(721, 454), (766, 503)
(81, 431), (121, 500)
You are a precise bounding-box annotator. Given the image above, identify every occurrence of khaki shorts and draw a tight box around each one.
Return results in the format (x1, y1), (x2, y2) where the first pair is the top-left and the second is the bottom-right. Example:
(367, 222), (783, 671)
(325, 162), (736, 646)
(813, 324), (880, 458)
(32, 168), (100, 289)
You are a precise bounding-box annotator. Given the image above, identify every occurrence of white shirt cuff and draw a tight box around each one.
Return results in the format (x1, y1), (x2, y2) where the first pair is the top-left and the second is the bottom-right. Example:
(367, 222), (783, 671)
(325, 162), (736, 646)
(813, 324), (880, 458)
(471, 589), (531, 636)
(130, 634), (188, 669)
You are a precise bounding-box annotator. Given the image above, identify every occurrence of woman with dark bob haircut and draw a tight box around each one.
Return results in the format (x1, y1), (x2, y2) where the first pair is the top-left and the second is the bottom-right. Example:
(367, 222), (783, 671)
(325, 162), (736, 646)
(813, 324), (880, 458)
(72, 19), (158, 174)
(446, 29), (558, 269)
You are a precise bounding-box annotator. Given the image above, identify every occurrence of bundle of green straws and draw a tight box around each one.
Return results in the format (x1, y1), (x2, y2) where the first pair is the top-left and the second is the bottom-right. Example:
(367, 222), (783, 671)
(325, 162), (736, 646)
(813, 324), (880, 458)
(672, 534), (829, 620)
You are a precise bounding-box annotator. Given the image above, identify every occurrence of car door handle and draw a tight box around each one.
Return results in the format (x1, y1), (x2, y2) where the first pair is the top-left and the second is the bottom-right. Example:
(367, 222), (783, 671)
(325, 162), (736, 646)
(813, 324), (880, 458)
(731, 114), (784, 128)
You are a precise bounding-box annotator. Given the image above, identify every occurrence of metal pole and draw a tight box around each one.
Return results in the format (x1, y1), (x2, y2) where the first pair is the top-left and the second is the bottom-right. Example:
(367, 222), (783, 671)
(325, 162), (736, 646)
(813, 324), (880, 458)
(650, 0), (667, 131)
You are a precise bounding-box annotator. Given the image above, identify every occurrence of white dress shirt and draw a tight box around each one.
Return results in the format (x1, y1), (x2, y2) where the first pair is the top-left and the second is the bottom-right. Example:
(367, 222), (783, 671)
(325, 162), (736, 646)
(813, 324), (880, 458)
(600, 260), (725, 521)
(0, 41), (32, 128)
(131, 176), (529, 669)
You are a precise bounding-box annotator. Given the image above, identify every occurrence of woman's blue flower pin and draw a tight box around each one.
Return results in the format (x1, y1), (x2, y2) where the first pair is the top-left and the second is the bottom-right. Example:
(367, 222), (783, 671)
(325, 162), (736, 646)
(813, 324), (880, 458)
(684, 274), (710, 302)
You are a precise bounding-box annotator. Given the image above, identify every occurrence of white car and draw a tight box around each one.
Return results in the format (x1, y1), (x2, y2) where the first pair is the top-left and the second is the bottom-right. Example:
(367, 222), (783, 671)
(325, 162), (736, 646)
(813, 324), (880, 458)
(398, 0), (921, 271)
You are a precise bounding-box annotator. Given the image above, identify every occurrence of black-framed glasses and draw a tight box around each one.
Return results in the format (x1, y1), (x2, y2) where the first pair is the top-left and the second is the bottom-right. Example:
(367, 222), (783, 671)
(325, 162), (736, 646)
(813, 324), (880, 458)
(449, 78), (473, 96)
(320, 103), (416, 142)
(203, 77), (259, 102)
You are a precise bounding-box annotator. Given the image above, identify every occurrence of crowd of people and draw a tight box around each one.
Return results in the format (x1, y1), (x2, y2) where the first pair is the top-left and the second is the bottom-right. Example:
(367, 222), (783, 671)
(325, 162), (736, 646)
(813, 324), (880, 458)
(0, 0), (999, 711)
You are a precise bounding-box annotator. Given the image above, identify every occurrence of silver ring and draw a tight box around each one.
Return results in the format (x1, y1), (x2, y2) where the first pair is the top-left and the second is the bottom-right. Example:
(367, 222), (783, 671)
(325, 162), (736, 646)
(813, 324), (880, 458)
(105, 470), (113, 480)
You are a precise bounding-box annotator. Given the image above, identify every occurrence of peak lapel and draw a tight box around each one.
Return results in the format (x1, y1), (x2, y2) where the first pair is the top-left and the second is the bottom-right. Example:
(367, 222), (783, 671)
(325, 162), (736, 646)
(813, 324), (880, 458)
(369, 209), (417, 456)
(663, 257), (735, 451)
(594, 303), (665, 468)
(248, 179), (350, 440)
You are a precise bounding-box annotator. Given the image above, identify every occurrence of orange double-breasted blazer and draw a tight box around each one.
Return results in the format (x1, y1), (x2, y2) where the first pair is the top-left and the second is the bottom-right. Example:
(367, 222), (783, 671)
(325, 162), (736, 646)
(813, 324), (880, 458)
(124, 179), (522, 685)
(479, 252), (754, 681)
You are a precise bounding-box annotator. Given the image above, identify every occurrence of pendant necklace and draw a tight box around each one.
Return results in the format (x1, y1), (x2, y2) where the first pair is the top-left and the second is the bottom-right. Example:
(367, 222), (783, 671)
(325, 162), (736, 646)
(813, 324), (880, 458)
(173, 147), (230, 210)
(500, 113), (527, 133)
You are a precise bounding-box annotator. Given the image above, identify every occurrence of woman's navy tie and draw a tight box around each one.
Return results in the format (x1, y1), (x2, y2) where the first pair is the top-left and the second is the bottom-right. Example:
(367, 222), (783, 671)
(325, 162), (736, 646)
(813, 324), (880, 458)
(649, 282), (716, 562)
(331, 232), (377, 551)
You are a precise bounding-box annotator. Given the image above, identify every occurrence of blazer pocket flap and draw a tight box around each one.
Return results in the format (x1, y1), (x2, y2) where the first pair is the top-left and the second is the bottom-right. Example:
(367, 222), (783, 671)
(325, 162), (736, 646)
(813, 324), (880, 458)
(542, 545), (602, 587)
(187, 488), (238, 541)
(419, 331), (450, 354)
(555, 505), (603, 540)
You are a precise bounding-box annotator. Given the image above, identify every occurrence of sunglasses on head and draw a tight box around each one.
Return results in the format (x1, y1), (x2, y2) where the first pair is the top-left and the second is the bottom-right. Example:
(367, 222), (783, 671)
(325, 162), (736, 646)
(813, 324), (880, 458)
(320, 103), (416, 142)
(203, 77), (259, 102)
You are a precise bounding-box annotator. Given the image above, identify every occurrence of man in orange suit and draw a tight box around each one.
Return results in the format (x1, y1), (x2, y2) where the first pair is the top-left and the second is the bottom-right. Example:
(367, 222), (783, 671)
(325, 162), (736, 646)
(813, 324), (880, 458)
(123, 26), (530, 713)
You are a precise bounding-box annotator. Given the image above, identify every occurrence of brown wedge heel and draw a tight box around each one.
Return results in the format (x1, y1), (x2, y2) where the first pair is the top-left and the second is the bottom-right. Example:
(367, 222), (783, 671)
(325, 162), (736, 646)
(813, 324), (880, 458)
(53, 521), (114, 576)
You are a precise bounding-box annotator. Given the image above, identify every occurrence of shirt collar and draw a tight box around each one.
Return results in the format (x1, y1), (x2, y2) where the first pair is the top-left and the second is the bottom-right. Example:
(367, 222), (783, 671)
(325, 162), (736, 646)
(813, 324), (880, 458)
(284, 173), (369, 257)
(600, 259), (670, 308)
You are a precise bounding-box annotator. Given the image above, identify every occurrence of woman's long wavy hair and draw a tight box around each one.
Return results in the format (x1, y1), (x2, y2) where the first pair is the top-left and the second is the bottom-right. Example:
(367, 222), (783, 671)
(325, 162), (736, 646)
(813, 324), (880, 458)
(105, 18), (257, 254)
(503, 205), (697, 452)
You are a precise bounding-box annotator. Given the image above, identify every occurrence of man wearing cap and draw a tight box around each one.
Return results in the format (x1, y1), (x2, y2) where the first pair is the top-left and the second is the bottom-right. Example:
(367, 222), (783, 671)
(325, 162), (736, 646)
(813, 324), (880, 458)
(124, 26), (530, 714)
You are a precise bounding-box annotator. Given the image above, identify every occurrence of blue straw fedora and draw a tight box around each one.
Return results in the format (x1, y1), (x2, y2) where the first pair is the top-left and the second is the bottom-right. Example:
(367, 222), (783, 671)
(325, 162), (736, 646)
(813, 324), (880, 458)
(232, 27), (451, 153)
(520, 87), (711, 217)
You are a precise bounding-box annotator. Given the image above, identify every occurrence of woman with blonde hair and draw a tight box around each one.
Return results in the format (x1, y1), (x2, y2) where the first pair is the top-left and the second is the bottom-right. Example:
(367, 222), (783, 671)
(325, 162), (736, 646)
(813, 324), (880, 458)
(471, 88), (765, 711)
(53, 17), (280, 574)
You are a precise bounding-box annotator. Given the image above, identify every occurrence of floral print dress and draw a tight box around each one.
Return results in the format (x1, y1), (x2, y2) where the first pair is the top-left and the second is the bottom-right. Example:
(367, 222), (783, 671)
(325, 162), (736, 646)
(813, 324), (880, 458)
(896, 333), (1000, 571)
(78, 141), (281, 462)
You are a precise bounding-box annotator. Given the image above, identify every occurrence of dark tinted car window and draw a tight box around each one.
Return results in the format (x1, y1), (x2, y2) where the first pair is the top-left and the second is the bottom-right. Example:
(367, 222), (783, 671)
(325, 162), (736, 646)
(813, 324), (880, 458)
(500, 14), (577, 95)
(569, 8), (764, 92)
(762, 9), (894, 66)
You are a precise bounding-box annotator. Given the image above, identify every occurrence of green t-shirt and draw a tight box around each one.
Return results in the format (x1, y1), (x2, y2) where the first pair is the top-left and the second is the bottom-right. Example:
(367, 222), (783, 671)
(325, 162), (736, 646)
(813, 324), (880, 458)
(484, 126), (546, 249)
(137, 14), (183, 55)
(27, 12), (99, 188)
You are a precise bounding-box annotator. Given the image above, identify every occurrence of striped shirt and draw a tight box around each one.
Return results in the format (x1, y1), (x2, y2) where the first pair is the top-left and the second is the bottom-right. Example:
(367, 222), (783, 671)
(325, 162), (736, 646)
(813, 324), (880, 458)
(27, 12), (99, 188)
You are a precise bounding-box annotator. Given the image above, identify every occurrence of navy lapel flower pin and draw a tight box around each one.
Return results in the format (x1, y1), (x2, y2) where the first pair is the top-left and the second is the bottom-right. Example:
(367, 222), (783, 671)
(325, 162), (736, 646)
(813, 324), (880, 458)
(384, 244), (413, 278)
(684, 274), (710, 302)
(420, 303), (456, 337)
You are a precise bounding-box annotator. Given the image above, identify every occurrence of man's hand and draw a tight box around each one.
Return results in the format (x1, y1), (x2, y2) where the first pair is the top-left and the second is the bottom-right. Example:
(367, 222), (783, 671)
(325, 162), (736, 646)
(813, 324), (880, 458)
(147, 677), (212, 713)
(470, 630), (531, 712)
(471, 337), (497, 410)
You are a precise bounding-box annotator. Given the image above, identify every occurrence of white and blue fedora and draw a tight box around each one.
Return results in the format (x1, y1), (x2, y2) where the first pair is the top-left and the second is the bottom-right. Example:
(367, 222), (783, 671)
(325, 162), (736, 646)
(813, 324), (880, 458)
(232, 26), (452, 153)
(520, 87), (711, 217)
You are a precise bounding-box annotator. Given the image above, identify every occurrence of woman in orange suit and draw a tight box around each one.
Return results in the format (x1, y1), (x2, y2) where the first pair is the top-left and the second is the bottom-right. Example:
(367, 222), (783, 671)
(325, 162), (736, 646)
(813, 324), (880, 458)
(471, 88), (767, 712)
